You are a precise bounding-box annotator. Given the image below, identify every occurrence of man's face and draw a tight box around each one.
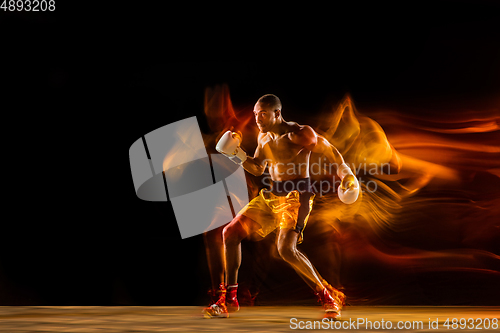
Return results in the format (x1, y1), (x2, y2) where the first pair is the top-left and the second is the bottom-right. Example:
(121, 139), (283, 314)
(253, 102), (279, 133)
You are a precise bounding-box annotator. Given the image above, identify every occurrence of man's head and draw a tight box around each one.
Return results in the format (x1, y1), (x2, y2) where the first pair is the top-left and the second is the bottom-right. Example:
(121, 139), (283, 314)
(253, 94), (282, 133)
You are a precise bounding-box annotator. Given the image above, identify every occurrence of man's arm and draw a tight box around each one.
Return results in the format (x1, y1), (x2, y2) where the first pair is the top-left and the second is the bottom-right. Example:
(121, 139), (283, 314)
(216, 130), (267, 176)
(289, 124), (345, 169)
(312, 134), (346, 167)
(241, 133), (268, 176)
(312, 133), (360, 204)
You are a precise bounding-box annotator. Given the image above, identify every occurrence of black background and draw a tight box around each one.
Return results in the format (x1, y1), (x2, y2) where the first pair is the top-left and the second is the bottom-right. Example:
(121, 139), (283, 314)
(1, 1), (499, 305)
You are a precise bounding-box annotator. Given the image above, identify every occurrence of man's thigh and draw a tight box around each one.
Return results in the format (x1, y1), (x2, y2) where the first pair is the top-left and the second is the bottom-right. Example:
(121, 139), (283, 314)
(225, 214), (263, 240)
(237, 192), (277, 239)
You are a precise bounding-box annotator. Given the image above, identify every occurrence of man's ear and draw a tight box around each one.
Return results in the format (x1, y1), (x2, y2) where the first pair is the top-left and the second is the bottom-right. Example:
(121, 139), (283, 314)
(275, 109), (281, 118)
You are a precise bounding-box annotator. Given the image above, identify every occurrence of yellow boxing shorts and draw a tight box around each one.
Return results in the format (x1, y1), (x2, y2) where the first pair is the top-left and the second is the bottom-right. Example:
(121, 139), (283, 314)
(237, 178), (315, 244)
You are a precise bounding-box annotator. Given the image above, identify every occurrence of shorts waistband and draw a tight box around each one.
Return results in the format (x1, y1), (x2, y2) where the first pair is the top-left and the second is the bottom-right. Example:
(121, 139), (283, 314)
(271, 178), (312, 195)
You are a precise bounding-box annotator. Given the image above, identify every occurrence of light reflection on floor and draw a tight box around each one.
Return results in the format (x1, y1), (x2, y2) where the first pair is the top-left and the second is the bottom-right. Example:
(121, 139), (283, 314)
(0, 306), (498, 332)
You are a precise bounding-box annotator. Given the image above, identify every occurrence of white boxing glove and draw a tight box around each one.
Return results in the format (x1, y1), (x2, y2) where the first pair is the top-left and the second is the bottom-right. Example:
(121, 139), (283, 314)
(337, 163), (360, 204)
(216, 131), (247, 165)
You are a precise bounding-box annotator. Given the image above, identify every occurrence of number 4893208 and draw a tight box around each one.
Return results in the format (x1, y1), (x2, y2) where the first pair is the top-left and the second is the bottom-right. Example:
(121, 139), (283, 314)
(443, 318), (498, 330)
(1, 0), (55, 11)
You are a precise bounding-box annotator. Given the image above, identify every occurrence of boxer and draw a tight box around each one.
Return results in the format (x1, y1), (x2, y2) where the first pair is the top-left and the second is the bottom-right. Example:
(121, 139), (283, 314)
(203, 94), (358, 319)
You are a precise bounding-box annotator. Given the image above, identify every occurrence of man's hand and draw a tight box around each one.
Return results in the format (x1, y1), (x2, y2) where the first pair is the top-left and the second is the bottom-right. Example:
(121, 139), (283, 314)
(216, 131), (247, 165)
(337, 163), (360, 204)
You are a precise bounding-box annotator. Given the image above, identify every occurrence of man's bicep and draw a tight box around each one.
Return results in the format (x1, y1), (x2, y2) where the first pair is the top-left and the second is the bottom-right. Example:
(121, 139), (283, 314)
(313, 136), (344, 164)
(311, 135), (330, 153)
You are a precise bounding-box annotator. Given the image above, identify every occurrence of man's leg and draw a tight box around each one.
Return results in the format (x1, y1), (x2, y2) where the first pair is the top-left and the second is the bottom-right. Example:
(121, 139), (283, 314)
(275, 228), (324, 290)
(203, 226), (225, 297)
(303, 221), (344, 289)
(203, 214), (261, 318)
(276, 228), (342, 319)
(223, 214), (262, 286)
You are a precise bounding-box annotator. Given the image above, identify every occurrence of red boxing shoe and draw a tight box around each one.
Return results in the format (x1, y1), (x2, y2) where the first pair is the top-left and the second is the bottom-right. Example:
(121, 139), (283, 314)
(316, 287), (342, 321)
(321, 280), (346, 307)
(202, 283), (228, 318)
(226, 284), (240, 313)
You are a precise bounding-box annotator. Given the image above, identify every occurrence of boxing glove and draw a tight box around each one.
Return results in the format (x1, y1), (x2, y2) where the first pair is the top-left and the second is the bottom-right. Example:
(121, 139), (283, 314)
(216, 131), (247, 165)
(337, 163), (360, 204)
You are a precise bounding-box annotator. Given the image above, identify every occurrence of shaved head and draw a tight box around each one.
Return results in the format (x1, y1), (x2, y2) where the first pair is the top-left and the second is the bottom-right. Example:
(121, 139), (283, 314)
(257, 94), (282, 111)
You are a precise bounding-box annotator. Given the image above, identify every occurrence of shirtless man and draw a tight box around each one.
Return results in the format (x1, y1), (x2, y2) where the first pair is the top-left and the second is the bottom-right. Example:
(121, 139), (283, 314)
(203, 94), (359, 319)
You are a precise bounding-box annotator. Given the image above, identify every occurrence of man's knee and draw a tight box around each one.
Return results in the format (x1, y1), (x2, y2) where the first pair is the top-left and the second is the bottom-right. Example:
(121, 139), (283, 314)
(277, 242), (298, 263)
(223, 216), (247, 245)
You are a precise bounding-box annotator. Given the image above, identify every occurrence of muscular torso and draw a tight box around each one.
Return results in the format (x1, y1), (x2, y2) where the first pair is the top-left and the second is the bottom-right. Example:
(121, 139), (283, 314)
(259, 125), (311, 181)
